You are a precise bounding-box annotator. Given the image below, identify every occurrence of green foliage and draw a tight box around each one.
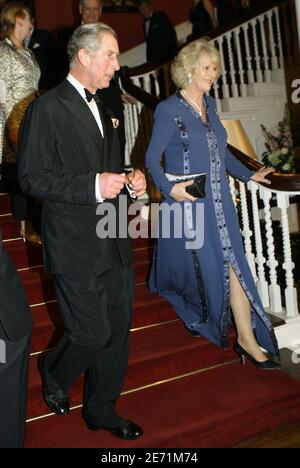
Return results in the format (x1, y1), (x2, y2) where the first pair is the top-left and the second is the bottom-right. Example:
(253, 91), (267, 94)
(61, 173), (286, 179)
(260, 105), (296, 173)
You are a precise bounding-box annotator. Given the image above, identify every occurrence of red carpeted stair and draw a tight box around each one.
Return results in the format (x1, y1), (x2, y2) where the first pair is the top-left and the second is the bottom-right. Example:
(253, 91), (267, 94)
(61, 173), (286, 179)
(1, 191), (300, 448)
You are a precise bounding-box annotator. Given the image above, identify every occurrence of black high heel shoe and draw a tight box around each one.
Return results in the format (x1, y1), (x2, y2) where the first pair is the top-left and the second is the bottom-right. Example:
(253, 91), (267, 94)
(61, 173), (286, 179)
(233, 341), (281, 370)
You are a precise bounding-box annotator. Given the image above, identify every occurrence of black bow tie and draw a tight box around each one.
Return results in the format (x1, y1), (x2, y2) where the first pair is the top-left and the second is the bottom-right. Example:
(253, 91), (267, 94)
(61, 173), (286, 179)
(84, 88), (99, 103)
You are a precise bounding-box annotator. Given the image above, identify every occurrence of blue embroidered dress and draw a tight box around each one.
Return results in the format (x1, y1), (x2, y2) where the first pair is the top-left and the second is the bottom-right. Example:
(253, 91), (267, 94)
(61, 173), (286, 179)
(146, 92), (278, 355)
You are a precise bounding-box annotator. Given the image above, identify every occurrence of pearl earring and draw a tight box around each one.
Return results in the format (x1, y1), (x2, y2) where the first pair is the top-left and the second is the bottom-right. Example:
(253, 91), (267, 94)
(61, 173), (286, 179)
(188, 74), (192, 85)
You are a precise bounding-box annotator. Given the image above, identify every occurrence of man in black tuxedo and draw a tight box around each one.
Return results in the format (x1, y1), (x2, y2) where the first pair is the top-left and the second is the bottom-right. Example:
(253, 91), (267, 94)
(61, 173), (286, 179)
(25, 23), (56, 90)
(18, 23), (146, 440)
(137, 0), (177, 98)
(137, 0), (177, 63)
(0, 227), (32, 448)
(57, 0), (127, 164)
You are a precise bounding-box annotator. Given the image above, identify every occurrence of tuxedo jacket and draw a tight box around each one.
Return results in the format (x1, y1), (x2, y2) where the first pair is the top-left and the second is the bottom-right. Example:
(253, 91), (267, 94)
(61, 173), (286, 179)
(18, 80), (133, 275)
(143, 11), (177, 62)
(0, 230), (32, 341)
(28, 28), (56, 90)
(56, 26), (125, 158)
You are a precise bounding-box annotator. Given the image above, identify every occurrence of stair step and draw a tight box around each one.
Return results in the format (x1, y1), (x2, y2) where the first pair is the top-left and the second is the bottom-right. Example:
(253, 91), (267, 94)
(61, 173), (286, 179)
(25, 362), (300, 448)
(0, 218), (21, 240)
(27, 321), (237, 420)
(247, 81), (286, 97)
(0, 193), (11, 214)
(4, 237), (153, 271)
(29, 294), (175, 354)
(30, 296), (175, 333)
(221, 94), (286, 112)
(19, 252), (154, 305)
(6, 240), (43, 270)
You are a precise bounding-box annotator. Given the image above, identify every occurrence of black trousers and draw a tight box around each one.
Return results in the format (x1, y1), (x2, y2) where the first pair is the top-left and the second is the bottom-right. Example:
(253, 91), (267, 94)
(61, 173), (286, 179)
(44, 251), (134, 426)
(0, 162), (30, 220)
(0, 323), (31, 448)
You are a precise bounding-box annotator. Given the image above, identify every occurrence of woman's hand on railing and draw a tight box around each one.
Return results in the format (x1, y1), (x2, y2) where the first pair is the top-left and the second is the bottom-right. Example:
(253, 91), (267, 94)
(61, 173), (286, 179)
(250, 166), (275, 185)
(170, 181), (197, 202)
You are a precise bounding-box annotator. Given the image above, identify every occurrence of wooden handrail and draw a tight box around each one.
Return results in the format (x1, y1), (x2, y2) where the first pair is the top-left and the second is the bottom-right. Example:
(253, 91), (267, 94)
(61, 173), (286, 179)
(228, 145), (300, 192)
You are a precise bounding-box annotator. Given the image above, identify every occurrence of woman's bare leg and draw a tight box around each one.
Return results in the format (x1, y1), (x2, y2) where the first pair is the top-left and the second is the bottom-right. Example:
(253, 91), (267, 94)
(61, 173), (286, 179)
(230, 265), (267, 362)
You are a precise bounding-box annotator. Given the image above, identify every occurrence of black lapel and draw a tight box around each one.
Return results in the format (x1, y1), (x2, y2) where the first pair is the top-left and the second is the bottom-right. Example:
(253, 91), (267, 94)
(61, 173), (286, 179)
(28, 29), (42, 49)
(58, 80), (104, 152)
(28, 30), (36, 50)
(97, 100), (114, 169)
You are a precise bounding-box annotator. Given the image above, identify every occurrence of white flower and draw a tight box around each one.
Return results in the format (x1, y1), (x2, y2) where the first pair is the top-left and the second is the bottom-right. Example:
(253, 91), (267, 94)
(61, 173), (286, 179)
(282, 163), (291, 171)
(268, 152), (280, 164)
(281, 148), (289, 155)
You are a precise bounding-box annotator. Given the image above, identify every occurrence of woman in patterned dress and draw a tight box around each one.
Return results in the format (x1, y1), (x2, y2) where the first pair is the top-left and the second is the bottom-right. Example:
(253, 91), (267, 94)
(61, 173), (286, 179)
(146, 38), (281, 369)
(0, 1), (41, 243)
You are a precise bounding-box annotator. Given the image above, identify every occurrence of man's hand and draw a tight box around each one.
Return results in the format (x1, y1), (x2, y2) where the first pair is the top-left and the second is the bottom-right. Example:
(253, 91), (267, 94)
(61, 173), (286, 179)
(99, 172), (127, 199)
(170, 180), (197, 202)
(126, 170), (147, 198)
(250, 166), (275, 185)
(121, 93), (137, 105)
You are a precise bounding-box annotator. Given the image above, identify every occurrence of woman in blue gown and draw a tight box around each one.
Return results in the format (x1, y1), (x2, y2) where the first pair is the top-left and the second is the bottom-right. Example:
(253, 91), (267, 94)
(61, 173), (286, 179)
(146, 38), (281, 369)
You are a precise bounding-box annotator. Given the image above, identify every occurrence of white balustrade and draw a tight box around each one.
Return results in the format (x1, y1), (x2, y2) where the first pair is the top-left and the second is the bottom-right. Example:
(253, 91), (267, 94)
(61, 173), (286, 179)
(241, 23), (255, 84)
(225, 31), (239, 97)
(277, 192), (299, 318)
(258, 15), (271, 82)
(249, 181), (270, 307)
(238, 181), (257, 281)
(259, 186), (282, 313)
(231, 177), (300, 350)
(212, 6), (283, 101)
(217, 37), (230, 98)
(234, 28), (247, 97)
(274, 8), (284, 69)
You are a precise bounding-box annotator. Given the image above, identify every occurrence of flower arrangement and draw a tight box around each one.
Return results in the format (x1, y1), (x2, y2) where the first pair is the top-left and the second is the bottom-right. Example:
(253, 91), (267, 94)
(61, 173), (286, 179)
(260, 105), (296, 173)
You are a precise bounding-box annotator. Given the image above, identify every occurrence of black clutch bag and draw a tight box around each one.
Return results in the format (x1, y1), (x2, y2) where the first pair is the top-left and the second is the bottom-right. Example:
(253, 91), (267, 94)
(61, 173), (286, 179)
(165, 172), (207, 198)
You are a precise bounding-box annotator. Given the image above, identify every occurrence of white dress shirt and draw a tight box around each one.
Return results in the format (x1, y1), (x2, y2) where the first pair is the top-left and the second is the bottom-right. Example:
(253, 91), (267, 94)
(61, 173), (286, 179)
(144, 13), (153, 36)
(67, 73), (104, 202)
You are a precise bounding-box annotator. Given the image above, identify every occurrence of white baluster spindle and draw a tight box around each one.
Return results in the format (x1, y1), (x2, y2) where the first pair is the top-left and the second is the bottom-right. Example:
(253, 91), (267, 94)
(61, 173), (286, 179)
(240, 181), (257, 281)
(277, 193), (299, 317)
(260, 187), (282, 313)
(249, 181), (269, 307)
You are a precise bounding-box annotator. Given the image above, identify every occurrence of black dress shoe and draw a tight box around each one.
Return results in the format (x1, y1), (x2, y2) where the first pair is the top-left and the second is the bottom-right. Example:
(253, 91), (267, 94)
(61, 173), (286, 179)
(38, 354), (70, 416)
(86, 419), (143, 440)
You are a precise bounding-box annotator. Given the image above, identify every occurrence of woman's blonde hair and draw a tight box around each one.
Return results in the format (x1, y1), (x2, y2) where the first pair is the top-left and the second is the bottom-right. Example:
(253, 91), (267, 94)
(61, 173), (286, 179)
(171, 38), (221, 89)
(0, 2), (31, 40)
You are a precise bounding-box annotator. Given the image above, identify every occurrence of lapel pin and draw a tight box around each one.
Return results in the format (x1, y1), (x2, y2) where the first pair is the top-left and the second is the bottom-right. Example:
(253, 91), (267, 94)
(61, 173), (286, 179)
(111, 118), (119, 129)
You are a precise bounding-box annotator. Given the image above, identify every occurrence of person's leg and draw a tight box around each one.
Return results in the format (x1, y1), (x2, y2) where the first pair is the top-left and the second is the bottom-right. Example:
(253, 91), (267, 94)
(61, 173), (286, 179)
(0, 323), (31, 448)
(44, 270), (113, 395)
(11, 192), (28, 221)
(1, 162), (41, 243)
(229, 265), (268, 362)
(82, 264), (134, 427)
